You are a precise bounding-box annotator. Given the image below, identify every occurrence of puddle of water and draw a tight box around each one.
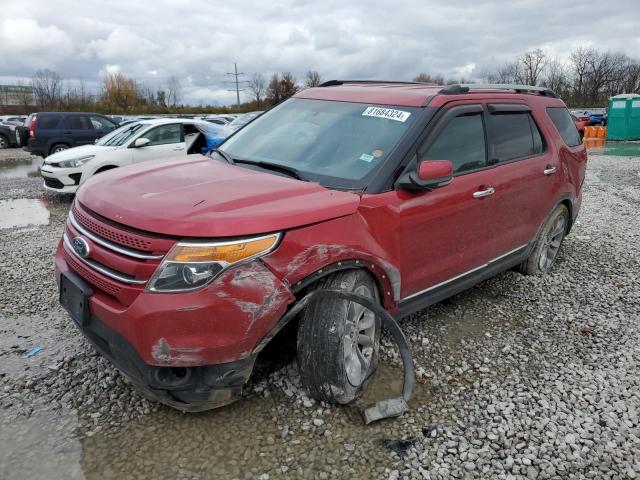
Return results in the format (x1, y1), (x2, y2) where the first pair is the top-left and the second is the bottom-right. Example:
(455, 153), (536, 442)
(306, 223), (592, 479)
(585, 139), (640, 157)
(0, 198), (50, 229)
(0, 157), (43, 178)
(0, 407), (84, 480)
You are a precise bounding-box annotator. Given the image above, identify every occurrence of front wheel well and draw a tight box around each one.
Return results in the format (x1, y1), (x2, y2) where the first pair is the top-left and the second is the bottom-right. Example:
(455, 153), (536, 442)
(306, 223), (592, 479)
(560, 198), (574, 233)
(95, 165), (118, 174)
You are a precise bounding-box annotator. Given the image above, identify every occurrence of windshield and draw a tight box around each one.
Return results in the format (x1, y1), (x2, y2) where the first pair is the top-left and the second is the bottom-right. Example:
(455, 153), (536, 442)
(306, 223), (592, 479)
(229, 112), (262, 127)
(221, 99), (418, 187)
(96, 122), (144, 146)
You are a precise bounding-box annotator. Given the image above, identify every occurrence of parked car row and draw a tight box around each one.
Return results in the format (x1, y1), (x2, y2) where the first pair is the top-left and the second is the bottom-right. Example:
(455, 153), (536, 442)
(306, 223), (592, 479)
(41, 118), (229, 193)
(571, 109), (608, 126)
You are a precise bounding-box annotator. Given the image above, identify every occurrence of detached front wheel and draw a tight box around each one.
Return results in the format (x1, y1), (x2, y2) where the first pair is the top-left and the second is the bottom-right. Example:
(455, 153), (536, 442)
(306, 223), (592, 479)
(297, 270), (380, 404)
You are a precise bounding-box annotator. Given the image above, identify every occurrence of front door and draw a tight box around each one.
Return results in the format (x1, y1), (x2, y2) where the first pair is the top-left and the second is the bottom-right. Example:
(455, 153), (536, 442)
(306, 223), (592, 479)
(396, 104), (499, 299)
(131, 123), (186, 163)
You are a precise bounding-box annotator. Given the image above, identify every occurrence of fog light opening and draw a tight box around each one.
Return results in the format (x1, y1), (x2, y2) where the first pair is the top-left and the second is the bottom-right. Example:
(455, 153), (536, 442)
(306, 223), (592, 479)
(155, 366), (193, 388)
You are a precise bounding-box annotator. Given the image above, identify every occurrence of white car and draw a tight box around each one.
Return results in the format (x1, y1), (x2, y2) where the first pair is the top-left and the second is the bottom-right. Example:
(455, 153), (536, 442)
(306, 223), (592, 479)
(40, 118), (227, 193)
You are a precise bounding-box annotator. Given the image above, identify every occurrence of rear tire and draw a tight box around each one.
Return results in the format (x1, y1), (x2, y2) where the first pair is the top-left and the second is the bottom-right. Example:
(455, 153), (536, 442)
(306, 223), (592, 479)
(518, 204), (569, 275)
(297, 269), (380, 405)
(49, 143), (69, 155)
(0, 135), (8, 149)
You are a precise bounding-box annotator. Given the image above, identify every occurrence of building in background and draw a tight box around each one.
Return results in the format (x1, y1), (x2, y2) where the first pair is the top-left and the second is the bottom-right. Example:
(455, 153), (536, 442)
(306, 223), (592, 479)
(0, 85), (35, 114)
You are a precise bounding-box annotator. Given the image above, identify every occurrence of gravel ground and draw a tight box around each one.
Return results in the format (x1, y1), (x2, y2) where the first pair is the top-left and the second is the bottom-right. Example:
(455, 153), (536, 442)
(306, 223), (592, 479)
(0, 147), (639, 479)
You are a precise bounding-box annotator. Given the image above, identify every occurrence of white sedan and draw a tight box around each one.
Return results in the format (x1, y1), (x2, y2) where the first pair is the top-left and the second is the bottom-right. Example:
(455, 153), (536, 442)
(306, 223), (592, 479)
(40, 118), (227, 193)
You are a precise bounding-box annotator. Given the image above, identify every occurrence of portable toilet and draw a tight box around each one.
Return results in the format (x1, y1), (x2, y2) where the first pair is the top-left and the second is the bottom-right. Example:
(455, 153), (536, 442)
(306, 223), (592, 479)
(607, 93), (640, 140)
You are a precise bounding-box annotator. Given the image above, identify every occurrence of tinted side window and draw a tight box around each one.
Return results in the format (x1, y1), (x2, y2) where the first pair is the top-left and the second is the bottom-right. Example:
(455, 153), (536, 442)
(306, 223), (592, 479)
(38, 115), (61, 130)
(65, 115), (92, 130)
(420, 113), (486, 174)
(90, 115), (116, 131)
(144, 124), (183, 146)
(490, 113), (543, 162)
(547, 107), (581, 147)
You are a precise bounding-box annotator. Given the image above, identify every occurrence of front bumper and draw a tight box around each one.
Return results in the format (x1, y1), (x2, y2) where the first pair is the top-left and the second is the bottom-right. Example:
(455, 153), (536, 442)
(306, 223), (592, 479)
(41, 165), (82, 193)
(74, 305), (258, 411)
(55, 239), (295, 410)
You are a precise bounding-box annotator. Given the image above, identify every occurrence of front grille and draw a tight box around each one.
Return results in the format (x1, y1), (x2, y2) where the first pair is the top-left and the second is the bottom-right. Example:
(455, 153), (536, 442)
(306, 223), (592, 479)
(72, 204), (154, 252)
(44, 177), (65, 189)
(63, 248), (122, 296)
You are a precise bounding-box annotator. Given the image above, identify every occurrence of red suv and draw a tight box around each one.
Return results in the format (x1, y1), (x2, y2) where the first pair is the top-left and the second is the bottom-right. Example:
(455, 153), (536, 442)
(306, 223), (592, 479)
(55, 82), (587, 411)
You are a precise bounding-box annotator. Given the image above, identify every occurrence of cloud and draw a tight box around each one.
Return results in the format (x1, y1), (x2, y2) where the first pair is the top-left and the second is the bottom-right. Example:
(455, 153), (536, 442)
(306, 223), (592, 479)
(0, 0), (638, 104)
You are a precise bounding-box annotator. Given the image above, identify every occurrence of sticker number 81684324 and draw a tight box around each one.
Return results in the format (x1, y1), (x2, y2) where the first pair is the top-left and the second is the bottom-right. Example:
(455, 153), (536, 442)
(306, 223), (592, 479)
(362, 106), (411, 122)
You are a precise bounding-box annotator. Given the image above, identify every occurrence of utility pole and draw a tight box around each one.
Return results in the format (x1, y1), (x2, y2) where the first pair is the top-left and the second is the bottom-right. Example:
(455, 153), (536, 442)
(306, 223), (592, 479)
(225, 63), (249, 108)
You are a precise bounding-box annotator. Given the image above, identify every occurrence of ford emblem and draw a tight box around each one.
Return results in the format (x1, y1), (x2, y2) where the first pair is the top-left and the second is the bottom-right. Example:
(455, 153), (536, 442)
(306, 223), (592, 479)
(72, 237), (90, 258)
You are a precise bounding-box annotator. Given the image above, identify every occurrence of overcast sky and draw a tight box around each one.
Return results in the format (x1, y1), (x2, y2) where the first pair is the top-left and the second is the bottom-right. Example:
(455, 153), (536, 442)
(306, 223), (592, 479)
(1, 0), (639, 105)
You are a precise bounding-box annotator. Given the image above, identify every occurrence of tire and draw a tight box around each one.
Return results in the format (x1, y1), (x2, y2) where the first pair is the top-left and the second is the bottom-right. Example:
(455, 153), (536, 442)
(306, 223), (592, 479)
(0, 135), (8, 149)
(49, 143), (69, 155)
(518, 204), (569, 275)
(297, 269), (380, 405)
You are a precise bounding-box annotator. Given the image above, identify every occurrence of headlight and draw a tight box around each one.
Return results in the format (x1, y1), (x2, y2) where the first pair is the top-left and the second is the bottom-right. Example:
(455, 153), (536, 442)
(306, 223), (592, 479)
(146, 233), (281, 293)
(55, 155), (95, 168)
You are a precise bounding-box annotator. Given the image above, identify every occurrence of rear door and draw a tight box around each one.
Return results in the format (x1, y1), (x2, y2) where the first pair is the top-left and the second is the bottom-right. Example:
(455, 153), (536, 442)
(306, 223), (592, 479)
(130, 123), (185, 163)
(63, 114), (95, 146)
(482, 102), (557, 256)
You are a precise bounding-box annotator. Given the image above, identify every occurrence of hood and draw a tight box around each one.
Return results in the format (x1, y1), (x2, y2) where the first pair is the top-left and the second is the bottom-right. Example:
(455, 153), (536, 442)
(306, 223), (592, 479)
(45, 144), (116, 164)
(77, 155), (361, 238)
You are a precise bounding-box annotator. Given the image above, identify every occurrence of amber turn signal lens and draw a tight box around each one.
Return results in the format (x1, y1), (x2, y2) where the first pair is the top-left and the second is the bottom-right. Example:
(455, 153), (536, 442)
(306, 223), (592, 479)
(167, 235), (279, 264)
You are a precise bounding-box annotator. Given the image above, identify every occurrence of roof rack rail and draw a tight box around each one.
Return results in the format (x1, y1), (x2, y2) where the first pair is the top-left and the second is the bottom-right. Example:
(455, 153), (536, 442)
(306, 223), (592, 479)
(319, 80), (429, 87)
(439, 84), (559, 98)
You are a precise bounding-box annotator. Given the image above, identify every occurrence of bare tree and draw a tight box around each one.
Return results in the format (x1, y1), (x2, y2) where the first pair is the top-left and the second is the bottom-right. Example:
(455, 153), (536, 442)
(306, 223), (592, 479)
(167, 76), (182, 107)
(304, 70), (323, 88)
(248, 73), (266, 108)
(517, 49), (547, 85)
(32, 69), (62, 109)
(266, 73), (282, 105)
(413, 72), (445, 85)
(280, 72), (298, 99)
(542, 58), (570, 97)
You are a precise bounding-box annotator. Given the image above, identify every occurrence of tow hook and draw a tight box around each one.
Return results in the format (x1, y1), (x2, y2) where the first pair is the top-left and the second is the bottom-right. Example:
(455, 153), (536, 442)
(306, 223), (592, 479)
(275, 289), (415, 424)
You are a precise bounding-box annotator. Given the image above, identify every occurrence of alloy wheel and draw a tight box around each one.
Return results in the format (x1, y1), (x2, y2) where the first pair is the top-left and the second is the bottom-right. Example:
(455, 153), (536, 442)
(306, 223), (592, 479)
(539, 216), (566, 271)
(343, 284), (376, 387)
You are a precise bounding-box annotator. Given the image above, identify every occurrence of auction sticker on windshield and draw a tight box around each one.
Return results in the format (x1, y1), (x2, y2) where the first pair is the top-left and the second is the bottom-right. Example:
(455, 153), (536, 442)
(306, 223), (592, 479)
(362, 106), (411, 122)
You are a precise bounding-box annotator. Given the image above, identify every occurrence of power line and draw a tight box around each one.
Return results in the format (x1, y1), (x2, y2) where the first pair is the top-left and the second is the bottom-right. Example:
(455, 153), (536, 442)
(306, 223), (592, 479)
(224, 63), (249, 108)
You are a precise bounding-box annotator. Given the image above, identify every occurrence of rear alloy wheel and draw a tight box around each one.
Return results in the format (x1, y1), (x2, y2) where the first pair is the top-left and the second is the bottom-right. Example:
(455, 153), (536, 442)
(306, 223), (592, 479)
(518, 204), (569, 275)
(0, 135), (8, 149)
(50, 144), (69, 155)
(297, 270), (380, 404)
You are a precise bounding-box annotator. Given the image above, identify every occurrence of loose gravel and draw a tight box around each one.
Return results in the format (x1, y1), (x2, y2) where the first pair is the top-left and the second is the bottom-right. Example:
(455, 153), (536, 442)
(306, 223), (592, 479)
(0, 148), (639, 479)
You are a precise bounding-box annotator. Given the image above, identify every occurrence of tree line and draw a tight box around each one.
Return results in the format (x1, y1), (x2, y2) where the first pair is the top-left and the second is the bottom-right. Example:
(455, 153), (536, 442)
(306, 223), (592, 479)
(21, 69), (325, 115)
(14, 47), (640, 115)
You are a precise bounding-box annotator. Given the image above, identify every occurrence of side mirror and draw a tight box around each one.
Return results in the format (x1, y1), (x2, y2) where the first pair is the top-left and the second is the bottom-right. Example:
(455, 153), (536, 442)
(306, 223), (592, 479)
(132, 137), (150, 148)
(397, 160), (453, 191)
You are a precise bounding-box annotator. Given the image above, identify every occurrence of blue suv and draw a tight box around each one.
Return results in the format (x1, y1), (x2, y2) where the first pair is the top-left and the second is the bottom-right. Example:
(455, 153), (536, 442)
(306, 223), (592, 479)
(24, 112), (118, 157)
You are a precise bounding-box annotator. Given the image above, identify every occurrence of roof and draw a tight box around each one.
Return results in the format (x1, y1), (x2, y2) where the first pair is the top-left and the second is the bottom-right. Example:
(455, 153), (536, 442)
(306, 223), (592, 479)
(137, 117), (207, 125)
(295, 81), (564, 108)
(295, 82), (443, 107)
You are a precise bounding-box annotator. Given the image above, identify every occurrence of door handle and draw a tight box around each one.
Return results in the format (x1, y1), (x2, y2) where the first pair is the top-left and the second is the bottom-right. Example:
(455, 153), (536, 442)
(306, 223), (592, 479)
(172, 146), (184, 151)
(473, 187), (495, 198)
(544, 166), (557, 175)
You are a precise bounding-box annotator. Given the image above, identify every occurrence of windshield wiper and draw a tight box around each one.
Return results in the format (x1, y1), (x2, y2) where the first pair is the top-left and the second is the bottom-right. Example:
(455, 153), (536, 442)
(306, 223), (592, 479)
(234, 159), (308, 181)
(210, 148), (235, 165)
